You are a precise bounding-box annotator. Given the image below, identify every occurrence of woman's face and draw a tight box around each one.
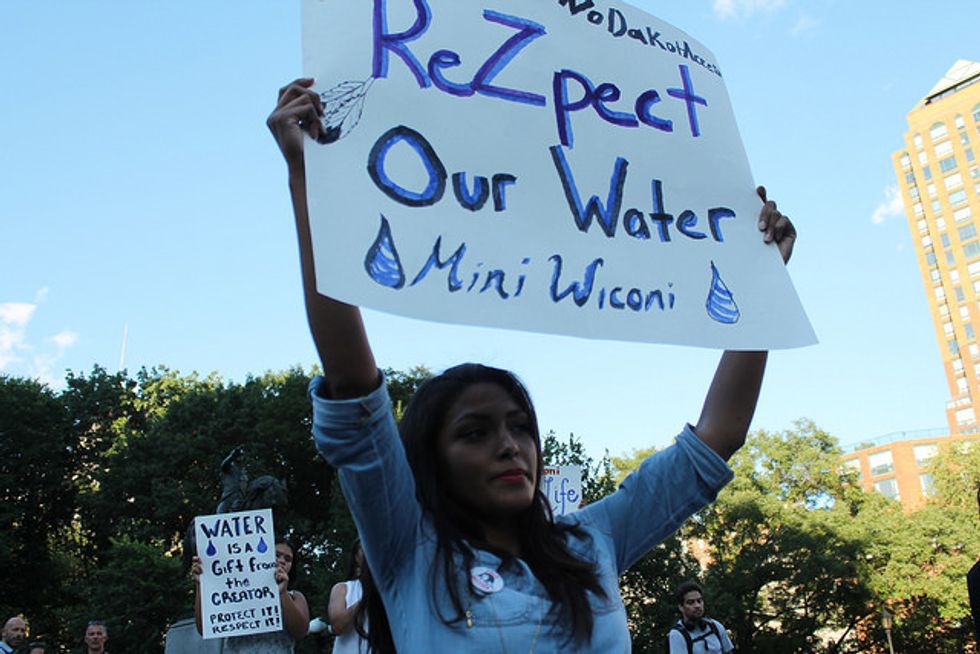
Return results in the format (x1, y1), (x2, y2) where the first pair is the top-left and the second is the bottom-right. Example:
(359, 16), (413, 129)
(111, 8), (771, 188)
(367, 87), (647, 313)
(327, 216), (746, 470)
(275, 542), (294, 575)
(436, 382), (538, 521)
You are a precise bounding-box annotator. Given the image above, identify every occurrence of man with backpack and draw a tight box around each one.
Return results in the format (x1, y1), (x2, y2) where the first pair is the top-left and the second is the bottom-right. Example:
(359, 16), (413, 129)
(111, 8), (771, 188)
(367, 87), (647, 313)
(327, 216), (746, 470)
(667, 581), (734, 654)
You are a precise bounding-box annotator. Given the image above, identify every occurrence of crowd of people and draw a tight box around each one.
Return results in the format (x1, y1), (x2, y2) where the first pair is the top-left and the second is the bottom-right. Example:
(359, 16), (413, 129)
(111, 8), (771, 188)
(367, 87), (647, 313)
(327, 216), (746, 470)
(0, 618), (108, 654)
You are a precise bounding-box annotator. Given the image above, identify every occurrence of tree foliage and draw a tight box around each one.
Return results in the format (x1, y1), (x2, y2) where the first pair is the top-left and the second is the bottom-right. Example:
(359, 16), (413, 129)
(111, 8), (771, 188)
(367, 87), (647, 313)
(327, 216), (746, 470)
(4, 369), (980, 653)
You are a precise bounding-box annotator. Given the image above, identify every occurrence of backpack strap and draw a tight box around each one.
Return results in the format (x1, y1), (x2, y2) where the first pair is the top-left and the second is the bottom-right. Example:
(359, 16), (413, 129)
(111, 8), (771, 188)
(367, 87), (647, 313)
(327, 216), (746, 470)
(669, 621), (695, 654)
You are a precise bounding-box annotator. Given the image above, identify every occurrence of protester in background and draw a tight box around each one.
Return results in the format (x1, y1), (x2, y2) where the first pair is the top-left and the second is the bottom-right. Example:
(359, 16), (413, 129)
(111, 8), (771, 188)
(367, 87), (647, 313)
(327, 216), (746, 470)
(667, 581), (734, 654)
(83, 621), (109, 654)
(0, 617), (26, 654)
(268, 79), (796, 652)
(328, 539), (375, 654)
(193, 538), (310, 653)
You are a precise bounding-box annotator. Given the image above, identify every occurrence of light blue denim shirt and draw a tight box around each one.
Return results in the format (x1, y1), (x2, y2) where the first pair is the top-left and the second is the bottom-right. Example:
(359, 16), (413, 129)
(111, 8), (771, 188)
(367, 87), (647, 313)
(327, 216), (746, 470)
(310, 375), (733, 653)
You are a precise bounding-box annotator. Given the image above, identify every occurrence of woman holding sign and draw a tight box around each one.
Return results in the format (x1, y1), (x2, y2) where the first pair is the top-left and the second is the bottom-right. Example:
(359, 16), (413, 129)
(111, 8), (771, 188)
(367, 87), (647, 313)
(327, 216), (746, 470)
(192, 539), (310, 652)
(269, 79), (795, 652)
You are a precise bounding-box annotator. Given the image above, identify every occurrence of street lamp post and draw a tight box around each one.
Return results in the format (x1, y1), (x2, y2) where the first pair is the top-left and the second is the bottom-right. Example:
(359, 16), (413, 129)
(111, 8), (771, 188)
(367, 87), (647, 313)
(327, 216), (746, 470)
(881, 607), (896, 654)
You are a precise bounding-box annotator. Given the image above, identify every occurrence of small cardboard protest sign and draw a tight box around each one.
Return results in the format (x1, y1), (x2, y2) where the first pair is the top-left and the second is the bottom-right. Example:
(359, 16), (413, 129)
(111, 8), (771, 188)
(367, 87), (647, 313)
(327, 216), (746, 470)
(194, 509), (281, 640)
(543, 465), (583, 516)
(302, 0), (816, 349)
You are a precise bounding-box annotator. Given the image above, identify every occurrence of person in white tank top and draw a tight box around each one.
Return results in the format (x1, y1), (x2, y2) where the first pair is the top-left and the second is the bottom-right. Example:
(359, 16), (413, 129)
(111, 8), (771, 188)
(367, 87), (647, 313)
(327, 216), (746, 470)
(330, 541), (369, 654)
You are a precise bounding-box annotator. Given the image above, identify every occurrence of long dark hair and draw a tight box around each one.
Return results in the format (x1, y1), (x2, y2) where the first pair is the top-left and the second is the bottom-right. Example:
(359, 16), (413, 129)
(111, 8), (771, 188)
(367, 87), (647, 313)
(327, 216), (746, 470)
(364, 363), (605, 651)
(346, 539), (394, 653)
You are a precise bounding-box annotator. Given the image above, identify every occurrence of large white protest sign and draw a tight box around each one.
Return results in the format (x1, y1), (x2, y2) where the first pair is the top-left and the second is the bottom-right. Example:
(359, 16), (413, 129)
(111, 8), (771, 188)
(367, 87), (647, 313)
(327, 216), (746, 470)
(542, 465), (582, 516)
(194, 509), (282, 640)
(302, 0), (816, 349)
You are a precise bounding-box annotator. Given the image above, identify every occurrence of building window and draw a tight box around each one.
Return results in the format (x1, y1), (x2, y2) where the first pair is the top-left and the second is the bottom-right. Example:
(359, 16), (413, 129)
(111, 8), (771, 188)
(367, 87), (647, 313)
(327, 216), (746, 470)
(920, 151), (929, 165)
(967, 324), (975, 340)
(962, 304), (971, 318)
(944, 321), (955, 335)
(913, 444), (939, 467)
(931, 122), (949, 141)
(869, 451), (895, 476)
(910, 186), (920, 199)
(935, 285), (945, 299)
(901, 152), (911, 168)
(924, 165), (933, 180)
(958, 407), (977, 425)
(948, 250), (958, 265)
(956, 286), (966, 302)
(915, 133), (924, 148)
(963, 133), (972, 146)
(940, 156), (958, 172)
(928, 183), (937, 197)
(956, 207), (973, 222)
(950, 339), (961, 355)
(920, 473), (936, 496)
(973, 104), (980, 123)
(951, 189), (968, 205)
(960, 224), (977, 241)
(968, 149), (976, 162)
(927, 252), (938, 266)
(941, 233), (951, 248)
(970, 342), (979, 357)
(917, 218), (928, 232)
(954, 357), (965, 372)
(936, 141), (954, 157)
(874, 478), (900, 501)
(906, 171), (916, 184)
(843, 458), (862, 480)
(957, 114), (967, 130)
(934, 269), (943, 282)
(932, 199), (942, 212)
(946, 173), (964, 190)
(937, 217), (947, 231)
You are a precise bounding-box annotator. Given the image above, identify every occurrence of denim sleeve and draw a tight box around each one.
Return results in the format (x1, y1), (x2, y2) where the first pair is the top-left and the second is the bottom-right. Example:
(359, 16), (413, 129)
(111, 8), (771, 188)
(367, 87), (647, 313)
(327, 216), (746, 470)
(308, 374), (421, 582)
(574, 424), (733, 573)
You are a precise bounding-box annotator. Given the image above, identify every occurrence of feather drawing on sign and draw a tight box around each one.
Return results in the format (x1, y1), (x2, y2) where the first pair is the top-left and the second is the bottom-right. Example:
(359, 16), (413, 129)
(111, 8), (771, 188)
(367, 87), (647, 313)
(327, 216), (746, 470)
(705, 261), (740, 324)
(317, 78), (375, 144)
(364, 215), (406, 289)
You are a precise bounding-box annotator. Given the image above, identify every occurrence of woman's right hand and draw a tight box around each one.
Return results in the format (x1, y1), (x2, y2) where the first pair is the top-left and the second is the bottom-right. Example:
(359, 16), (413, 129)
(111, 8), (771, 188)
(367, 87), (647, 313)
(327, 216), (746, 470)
(266, 78), (324, 169)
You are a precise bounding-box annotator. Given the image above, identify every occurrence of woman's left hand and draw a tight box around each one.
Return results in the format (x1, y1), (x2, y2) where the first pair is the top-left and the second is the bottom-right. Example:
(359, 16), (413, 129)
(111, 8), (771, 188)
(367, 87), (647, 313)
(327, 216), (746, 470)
(756, 186), (796, 264)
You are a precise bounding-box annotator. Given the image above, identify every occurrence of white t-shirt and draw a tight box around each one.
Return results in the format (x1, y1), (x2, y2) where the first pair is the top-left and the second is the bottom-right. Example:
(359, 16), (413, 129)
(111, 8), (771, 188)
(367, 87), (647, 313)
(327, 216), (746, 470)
(332, 579), (369, 654)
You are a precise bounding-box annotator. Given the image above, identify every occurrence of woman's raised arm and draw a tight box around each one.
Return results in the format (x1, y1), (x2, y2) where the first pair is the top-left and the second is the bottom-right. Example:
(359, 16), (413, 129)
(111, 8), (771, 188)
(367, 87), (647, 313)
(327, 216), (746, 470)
(694, 186), (796, 460)
(267, 79), (379, 398)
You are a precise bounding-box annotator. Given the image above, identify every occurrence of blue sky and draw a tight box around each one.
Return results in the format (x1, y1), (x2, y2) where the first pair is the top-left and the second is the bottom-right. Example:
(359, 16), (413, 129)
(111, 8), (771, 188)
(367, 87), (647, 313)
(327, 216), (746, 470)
(2, 0), (978, 459)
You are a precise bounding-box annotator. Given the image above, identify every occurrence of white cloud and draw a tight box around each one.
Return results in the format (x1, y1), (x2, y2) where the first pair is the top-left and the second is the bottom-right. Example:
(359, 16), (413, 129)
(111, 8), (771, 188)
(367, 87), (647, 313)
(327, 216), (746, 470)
(871, 185), (906, 225)
(0, 293), (78, 386)
(713, 0), (786, 19)
(790, 13), (819, 35)
(0, 302), (36, 327)
(50, 330), (78, 349)
(0, 303), (36, 368)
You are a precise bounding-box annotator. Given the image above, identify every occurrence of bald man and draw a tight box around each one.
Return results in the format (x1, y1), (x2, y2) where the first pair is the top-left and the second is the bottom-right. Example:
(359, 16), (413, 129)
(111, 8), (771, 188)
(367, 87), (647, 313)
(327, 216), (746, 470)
(1, 617), (27, 654)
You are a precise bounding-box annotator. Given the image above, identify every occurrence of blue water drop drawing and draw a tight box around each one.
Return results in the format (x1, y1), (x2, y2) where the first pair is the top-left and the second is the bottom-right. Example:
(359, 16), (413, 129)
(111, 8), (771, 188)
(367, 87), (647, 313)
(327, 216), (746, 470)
(205, 540), (216, 556)
(705, 261), (740, 324)
(364, 215), (406, 289)
(257, 537), (268, 554)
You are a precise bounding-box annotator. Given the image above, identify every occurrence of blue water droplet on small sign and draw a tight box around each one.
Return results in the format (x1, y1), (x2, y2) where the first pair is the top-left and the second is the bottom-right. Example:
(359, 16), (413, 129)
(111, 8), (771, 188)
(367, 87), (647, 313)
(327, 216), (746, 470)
(705, 261), (740, 324)
(364, 215), (405, 289)
(205, 540), (216, 556)
(257, 537), (268, 554)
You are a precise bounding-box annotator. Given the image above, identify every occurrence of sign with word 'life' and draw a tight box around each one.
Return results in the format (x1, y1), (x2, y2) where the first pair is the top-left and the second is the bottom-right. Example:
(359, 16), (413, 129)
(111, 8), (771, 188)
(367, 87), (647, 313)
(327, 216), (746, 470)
(302, 0), (816, 349)
(195, 509), (281, 640)
(543, 464), (583, 516)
